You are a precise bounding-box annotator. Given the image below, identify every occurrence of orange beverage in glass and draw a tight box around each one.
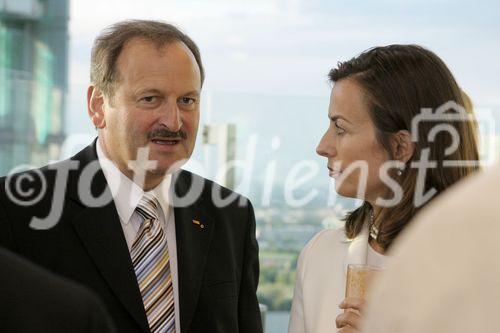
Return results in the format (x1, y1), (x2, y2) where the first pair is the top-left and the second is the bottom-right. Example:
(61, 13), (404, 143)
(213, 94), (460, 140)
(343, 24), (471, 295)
(345, 264), (383, 299)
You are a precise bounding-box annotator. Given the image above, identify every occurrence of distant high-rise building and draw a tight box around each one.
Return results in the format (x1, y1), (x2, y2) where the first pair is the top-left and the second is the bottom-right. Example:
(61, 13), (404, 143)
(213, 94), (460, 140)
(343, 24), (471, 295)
(0, 0), (69, 175)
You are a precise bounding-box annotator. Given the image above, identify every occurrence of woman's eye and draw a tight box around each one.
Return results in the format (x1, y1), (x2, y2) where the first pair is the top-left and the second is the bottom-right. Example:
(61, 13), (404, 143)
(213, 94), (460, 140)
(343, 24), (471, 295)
(334, 123), (345, 135)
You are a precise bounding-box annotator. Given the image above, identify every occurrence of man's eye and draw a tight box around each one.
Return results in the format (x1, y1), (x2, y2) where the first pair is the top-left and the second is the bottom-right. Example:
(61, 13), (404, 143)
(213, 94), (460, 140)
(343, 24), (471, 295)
(140, 96), (158, 104)
(179, 97), (195, 105)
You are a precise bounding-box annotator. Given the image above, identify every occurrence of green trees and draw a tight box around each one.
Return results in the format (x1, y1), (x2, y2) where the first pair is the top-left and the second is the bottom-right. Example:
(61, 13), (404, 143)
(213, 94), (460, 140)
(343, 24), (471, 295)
(258, 251), (298, 311)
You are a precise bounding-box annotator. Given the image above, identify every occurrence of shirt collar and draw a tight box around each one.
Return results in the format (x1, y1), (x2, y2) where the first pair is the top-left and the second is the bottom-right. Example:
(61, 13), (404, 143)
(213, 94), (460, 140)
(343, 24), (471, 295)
(150, 175), (172, 221)
(96, 138), (172, 225)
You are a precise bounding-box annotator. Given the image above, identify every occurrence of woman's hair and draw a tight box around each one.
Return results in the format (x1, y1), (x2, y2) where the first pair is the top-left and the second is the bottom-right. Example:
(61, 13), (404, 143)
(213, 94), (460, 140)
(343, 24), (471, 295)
(328, 44), (479, 250)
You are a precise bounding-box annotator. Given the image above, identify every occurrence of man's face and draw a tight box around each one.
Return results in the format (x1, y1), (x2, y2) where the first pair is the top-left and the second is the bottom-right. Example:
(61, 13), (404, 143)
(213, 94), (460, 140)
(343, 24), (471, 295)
(90, 38), (201, 186)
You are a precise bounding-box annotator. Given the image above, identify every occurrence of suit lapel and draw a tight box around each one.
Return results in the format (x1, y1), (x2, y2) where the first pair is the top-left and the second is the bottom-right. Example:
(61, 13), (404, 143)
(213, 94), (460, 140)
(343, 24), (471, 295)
(173, 171), (215, 332)
(67, 142), (150, 332)
(72, 203), (150, 332)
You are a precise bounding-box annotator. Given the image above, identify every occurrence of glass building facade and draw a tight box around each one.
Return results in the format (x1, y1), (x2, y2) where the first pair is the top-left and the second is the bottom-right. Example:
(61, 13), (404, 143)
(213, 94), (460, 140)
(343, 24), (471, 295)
(0, 0), (68, 175)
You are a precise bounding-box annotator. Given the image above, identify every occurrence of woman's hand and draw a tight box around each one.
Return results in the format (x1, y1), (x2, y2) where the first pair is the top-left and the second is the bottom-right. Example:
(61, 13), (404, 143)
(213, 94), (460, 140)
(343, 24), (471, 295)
(335, 297), (366, 332)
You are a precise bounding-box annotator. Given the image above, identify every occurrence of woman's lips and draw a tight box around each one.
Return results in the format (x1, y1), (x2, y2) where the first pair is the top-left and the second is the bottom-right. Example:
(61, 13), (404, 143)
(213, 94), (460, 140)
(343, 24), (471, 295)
(329, 171), (342, 179)
(328, 167), (342, 179)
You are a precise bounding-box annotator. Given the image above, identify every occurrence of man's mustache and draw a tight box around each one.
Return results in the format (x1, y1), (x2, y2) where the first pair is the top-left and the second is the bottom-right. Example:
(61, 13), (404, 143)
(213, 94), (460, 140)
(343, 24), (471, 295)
(147, 128), (187, 140)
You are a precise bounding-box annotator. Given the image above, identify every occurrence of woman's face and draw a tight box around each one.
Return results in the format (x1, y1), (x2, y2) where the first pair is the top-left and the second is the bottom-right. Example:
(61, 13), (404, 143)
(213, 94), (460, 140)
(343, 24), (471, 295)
(316, 78), (390, 202)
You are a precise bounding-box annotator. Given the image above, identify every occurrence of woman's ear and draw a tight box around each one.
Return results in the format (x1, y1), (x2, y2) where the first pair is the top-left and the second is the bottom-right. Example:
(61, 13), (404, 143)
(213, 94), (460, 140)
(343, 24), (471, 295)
(391, 130), (415, 163)
(87, 85), (106, 129)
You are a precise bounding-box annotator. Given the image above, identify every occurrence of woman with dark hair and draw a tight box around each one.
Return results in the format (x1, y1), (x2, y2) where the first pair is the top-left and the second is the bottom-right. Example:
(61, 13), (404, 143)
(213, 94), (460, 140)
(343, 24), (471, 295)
(288, 44), (479, 333)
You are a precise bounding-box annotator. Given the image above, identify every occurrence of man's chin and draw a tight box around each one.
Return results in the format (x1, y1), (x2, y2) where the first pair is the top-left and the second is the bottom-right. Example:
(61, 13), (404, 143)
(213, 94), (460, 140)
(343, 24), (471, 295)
(155, 159), (188, 175)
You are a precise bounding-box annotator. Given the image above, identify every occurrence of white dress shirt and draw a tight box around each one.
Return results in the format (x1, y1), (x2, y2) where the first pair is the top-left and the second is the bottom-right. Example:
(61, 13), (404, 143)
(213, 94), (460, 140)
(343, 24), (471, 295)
(96, 139), (181, 332)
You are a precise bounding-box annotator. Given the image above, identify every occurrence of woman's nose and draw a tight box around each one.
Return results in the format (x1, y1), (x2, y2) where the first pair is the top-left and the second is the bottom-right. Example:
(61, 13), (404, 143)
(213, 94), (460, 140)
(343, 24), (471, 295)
(316, 132), (335, 157)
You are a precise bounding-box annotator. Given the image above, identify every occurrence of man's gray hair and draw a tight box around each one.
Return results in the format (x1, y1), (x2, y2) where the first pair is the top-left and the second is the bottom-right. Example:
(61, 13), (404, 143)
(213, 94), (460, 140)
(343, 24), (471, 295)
(90, 19), (204, 97)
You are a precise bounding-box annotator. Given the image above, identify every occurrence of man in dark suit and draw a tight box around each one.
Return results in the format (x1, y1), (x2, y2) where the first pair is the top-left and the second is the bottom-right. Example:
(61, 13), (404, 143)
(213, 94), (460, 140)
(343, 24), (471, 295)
(0, 20), (262, 333)
(0, 247), (115, 332)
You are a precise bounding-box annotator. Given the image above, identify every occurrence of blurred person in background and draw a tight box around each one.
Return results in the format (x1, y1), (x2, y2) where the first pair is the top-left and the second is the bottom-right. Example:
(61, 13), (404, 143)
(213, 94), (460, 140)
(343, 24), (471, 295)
(288, 44), (480, 333)
(363, 162), (500, 333)
(0, 247), (115, 333)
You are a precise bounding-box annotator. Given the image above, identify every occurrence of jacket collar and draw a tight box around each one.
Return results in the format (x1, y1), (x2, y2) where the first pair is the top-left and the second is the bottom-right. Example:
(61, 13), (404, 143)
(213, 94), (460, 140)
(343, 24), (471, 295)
(171, 171), (215, 332)
(68, 140), (151, 332)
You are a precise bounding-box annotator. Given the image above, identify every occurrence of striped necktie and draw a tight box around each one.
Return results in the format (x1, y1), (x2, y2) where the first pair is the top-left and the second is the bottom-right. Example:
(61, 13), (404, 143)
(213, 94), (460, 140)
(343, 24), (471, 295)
(131, 193), (175, 333)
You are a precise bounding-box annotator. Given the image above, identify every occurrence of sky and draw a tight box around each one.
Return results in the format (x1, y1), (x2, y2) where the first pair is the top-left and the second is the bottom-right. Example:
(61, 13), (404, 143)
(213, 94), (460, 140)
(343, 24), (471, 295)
(62, 0), (500, 205)
(66, 0), (500, 134)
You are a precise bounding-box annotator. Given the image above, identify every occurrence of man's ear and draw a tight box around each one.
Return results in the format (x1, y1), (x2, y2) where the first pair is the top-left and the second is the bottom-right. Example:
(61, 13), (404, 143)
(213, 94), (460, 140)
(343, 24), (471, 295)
(391, 130), (415, 163)
(87, 85), (106, 129)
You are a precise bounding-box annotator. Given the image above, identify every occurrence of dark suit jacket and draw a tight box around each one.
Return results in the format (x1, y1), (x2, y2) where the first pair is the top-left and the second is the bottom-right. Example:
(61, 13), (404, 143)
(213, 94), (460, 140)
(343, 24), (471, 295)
(0, 246), (115, 333)
(0, 141), (262, 333)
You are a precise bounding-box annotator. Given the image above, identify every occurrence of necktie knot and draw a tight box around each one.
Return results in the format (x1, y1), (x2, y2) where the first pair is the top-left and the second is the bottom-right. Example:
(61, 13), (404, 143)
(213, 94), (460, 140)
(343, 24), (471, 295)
(136, 192), (160, 222)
